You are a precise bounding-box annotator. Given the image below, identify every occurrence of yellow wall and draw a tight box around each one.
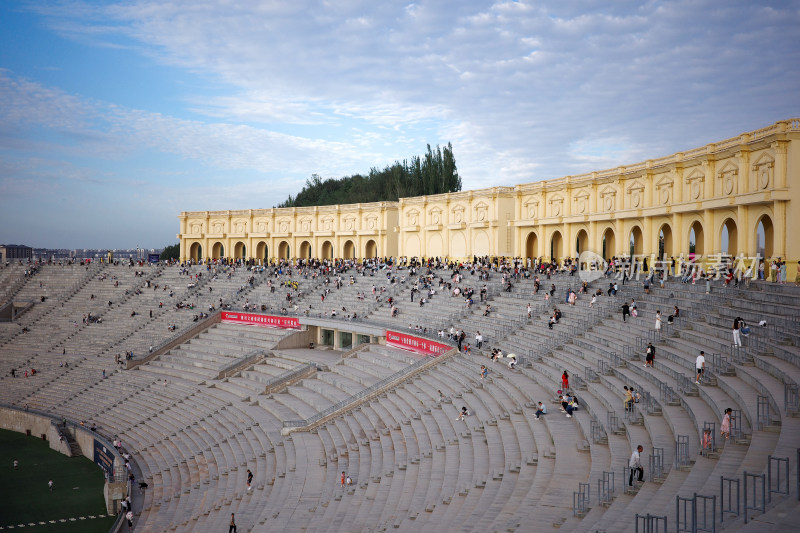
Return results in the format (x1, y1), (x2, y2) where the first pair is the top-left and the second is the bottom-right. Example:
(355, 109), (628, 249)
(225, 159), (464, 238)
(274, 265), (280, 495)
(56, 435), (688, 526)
(179, 119), (799, 267)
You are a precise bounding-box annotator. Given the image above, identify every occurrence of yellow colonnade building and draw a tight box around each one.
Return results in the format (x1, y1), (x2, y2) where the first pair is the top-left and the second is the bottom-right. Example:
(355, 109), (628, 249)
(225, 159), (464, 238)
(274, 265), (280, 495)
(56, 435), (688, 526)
(179, 119), (800, 269)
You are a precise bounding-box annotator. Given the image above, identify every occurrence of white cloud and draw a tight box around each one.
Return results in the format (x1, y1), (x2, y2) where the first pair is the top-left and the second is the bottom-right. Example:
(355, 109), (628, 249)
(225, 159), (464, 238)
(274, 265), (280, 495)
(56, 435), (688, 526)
(3, 0), (800, 247)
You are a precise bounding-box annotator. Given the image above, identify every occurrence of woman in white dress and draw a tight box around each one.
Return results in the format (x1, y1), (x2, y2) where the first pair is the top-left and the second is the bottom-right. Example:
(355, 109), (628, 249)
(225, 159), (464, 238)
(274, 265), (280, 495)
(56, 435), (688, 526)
(655, 310), (662, 331)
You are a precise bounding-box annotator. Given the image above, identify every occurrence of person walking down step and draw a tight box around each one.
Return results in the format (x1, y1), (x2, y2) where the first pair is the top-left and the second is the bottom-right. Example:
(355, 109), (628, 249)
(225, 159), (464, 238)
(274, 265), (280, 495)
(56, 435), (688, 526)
(629, 445), (644, 486)
(732, 317), (743, 347)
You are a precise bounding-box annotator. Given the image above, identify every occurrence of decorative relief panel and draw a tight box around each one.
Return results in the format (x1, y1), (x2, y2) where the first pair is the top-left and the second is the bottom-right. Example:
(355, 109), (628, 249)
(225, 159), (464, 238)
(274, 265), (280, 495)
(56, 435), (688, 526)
(473, 202), (489, 222)
(452, 205), (465, 224)
(254, 219), (269, 233)
(717, 161), (738, 196)
(211, 220), (226, 234)
(278, 219), (291, 233)
(685, 169), (705, 201)
(655, 175), (674, 206)
(429, 207), (442, 225)
(573, 190), (590, 214)
(523, 198), (540, 219)
(407, 209), (420, 227)
(626, 180), (645, 209)
(233, 219), (247, 233)
(343, 216), (357, 231)
(549, 195), (563, 217)
(599, 187), (616, 212)
(751, 152), (774, 190)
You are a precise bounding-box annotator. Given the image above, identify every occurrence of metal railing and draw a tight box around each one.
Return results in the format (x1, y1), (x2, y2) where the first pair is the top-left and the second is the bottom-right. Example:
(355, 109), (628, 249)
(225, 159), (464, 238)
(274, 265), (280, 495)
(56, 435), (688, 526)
(756, 395), (770, 430)
(660, 383), (677, 405)
(598, 471), (615, 505)
(743, 471), (766, 524)
(607, 412), (621, 434)
(641, 390), (657, 415)
(677, 374), (694, 395)
(635, 513), (667, 533)
(591, 419), (606, 444)
(729, 409), (743, 441)
(767, 455), (790, 503)
(263, 363), (317, 395)
(708, 353), (733, 375)
(675, 435), (691, 469)
(720, 475), (740, 522)
(677, 493), (716, 533)
(624, 404), (640, 425)
(650, 447), (665, 483)
(283, 347), (457, 429)
(784, 383), (799, 416)
(217, 349), (267, 379)
(701, 422), (716, 456)
(573, 488), (587, 517)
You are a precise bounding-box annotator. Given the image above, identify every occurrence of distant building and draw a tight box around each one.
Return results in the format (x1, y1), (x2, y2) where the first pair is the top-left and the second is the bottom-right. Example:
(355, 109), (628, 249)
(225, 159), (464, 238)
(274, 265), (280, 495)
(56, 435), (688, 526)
(0, 244), (33, 263)
(30, 248), (163, 262)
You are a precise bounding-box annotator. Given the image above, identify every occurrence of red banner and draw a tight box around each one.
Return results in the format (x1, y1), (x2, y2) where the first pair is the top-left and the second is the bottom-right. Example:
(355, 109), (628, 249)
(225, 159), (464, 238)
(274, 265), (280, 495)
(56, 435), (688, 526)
(385, 330), (450, 357)
(221, 311), (301, 330)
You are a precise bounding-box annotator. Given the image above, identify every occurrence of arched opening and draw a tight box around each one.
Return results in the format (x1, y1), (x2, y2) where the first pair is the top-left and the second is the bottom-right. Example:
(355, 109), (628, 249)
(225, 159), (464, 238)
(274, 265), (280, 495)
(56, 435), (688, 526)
(211, 242), (224, 259)
(575, 229), (589, 256)
(189, 242), (203, 262)
(321, 241), (333, 260)
(720, 218), (738, 256)
(343, 240), (355, 259)
(756, 215), (773, 259)
(299, 241), (311, 259)
(550, 230), (563, 262)
(278, 241), (290, 259)
(525, 232), (538, 261)
(602, 228), (616, 260)
(658, 224), (673, 259)
(365, 239), (377, 258)
(255, 241), (268, 263)
(629, 226), (643, 257)
(233, 241), (246, 260)
(688, 221), (704, 255)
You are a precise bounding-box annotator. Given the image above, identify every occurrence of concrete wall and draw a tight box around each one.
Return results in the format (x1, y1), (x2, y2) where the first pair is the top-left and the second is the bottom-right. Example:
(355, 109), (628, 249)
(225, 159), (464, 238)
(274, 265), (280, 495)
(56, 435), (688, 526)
(0, 406), (127, 514)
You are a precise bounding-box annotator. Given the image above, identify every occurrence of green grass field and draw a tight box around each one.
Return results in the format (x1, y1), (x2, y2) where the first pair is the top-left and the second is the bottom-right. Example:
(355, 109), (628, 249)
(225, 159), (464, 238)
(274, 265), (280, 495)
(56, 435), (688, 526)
(0, 428), (117, 532)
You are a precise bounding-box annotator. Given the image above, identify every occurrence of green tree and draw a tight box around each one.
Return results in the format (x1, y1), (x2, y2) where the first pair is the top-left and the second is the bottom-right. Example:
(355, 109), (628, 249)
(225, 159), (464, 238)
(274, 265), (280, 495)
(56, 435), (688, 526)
(275, 144), (460, 208)
(160, 244), (180, 261)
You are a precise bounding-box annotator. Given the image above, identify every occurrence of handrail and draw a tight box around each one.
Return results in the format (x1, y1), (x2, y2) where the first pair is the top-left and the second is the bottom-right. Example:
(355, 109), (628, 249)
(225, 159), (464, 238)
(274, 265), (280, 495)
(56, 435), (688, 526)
(127, 312), (221, 369)
(263, 363), (317, 394)
(217, 349), (267, 379)
(282, 347), (458, 432)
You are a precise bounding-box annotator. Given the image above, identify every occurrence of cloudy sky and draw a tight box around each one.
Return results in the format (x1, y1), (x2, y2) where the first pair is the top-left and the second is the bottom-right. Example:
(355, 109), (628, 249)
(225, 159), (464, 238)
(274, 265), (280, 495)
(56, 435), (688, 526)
(1, 0), (798, 249)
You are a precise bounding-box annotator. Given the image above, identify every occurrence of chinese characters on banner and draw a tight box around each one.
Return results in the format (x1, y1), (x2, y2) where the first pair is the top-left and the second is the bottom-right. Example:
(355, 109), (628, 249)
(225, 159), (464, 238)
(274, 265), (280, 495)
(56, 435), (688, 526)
(386, 330), (450, 357)
(221, 311), (301, 329)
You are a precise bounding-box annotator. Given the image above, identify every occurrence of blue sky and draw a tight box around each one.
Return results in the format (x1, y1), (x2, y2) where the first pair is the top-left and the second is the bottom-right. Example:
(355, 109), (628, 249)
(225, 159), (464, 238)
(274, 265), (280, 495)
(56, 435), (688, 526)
(1, 0), (798, 249)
